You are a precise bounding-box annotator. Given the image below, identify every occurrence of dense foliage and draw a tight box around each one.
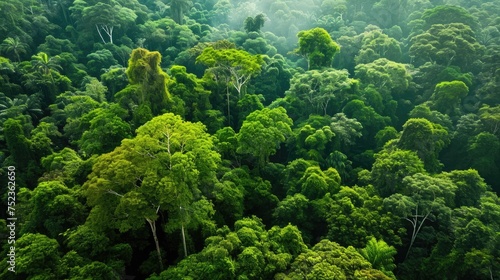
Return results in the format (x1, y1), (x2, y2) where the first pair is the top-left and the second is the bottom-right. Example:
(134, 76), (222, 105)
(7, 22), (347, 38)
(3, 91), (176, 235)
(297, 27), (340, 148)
(1, 0), (499, 279)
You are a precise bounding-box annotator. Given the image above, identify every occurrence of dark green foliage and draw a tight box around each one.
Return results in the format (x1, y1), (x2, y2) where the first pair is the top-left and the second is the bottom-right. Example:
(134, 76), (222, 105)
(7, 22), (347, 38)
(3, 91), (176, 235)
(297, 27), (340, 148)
(1, 1), (499, 279)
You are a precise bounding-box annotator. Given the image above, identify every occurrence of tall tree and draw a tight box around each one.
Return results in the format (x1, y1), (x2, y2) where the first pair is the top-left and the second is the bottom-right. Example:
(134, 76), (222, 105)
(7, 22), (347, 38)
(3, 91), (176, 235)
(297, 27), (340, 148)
(80, 1), (137, 44)
(244, 14), (266, 33)
(236, 107), (293, 167)
(296, 27), (340, 70)
(116, 48), (172, 117)
(169, 0), (192, 25)
(398, 118), (450, 173)
(197, 45), (263, 125)
(83, 113), (220, 271)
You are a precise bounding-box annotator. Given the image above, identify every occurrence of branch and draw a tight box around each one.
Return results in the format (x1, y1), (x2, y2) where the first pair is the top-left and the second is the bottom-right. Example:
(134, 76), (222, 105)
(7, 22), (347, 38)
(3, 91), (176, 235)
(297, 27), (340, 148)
(96, 24), (106, 44)
(107, 189), (124, 197)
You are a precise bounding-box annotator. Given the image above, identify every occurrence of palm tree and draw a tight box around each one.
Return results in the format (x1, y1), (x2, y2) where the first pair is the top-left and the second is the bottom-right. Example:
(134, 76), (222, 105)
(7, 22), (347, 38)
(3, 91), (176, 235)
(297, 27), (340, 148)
(0, 37), (28, 62)
(169, 0), (192, 25)
(0, 93), (42, 122)
(359, 237), (397, 279)
(30, 52), (61, 76)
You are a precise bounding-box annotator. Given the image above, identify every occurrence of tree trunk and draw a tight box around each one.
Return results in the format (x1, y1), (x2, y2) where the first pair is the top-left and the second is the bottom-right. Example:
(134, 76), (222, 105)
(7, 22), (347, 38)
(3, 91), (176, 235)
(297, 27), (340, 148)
(147, 218), (163, 271)
(181, 222), (187, 257)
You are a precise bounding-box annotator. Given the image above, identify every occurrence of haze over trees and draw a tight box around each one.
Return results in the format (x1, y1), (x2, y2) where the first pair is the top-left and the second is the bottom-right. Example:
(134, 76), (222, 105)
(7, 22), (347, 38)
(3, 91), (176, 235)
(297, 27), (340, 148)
(0, 0), (499, 279)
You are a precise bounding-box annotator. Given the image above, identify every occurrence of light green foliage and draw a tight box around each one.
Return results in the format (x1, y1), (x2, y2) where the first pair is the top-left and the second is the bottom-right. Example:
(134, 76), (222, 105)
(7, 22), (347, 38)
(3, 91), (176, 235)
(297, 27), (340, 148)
(11, 233), (61, 279)
(428, 80), (469, 116)
(296, 27), (340, 70)
(279, 239), (390, 280)
(359, 238), (397, 279)
(236, 107), (292, 166)
(83, 113), (220, 269)
(298, 166), (340, 200)
(355, 29), (402, 64)
(285, 69), (357, 117)
(118, 48), (172, 116)
(196, 46), (264, 98)
(398, 118), (450, 173)
(355, 58), (411, 98)
(150, 217), (307, 280)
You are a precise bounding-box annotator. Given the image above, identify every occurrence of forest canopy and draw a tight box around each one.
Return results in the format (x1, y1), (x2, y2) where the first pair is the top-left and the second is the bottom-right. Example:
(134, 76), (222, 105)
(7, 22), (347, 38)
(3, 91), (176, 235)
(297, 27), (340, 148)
(1, 0), (499, 279)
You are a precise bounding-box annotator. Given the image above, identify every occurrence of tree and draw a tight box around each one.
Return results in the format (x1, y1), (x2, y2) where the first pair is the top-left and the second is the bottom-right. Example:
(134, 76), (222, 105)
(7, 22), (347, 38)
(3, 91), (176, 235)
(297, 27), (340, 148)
(244, 14), (266, 33)
(86, 49), (118, 78)
(420, 5), (479, 31)
(359, 238), (397, 279)
(409, 23), (483, 71)
(323, 186), (405, 249)
(169, 0), (192, 25)
(150, 218), (307, 280)
(428, 80), (469, 116)
(0, 37), (28, 62)
(354, 58), (411, 98)
(167, 65), (211, 123)
(77, 105), (132, 156)
(355, 29), (402, 64)
(279, 239), (391, 279)
(21, 181), (86, 239)
(285, 69), (357, 117)
(31, 52), (61, 77)
(370, 148), (426, 197)
(296, 27), (340, 70)
(397, 118), (450, 173)
(440, 169), (487, 208)
(11, 233), (61, 279)
(83, 113), (220, 271)
(384, 173), (457, 260)
(80, 1), (137, 44)
(236, 107), (293, 166)
(197, 46), (263, 100)
(116, 48), (172, 116)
